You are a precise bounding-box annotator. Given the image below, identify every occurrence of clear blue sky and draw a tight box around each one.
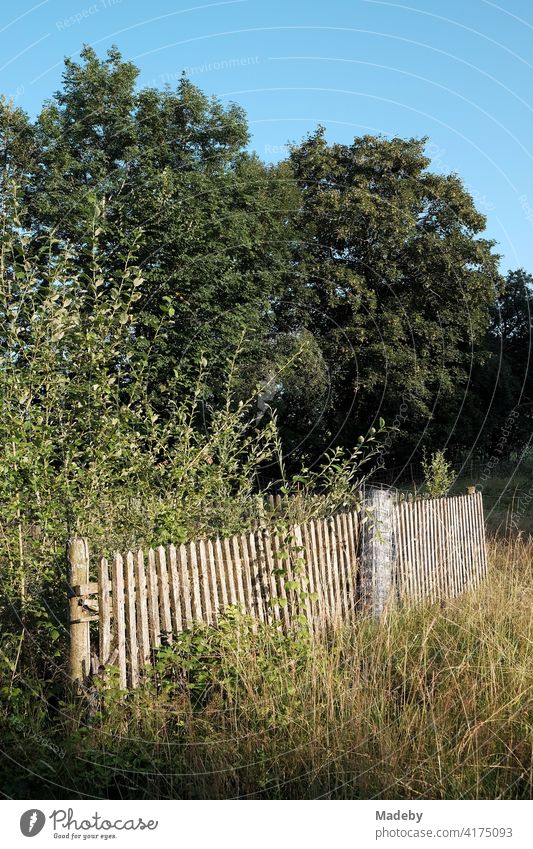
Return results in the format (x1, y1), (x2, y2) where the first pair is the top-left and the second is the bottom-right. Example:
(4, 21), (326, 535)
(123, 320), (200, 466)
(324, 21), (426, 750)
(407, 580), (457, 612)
(2, 0), (533, 273)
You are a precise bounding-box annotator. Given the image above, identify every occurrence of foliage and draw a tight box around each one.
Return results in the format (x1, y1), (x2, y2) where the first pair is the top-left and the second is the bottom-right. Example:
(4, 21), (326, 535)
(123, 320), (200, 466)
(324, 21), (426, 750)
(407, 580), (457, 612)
(1, 47), (512, 468)
(458, 268), (533, 454)
(421, 449), (456, 497)
(0, 176), (384, 684)
(2, 47), (298, 411)
(286, 129), (503, 461)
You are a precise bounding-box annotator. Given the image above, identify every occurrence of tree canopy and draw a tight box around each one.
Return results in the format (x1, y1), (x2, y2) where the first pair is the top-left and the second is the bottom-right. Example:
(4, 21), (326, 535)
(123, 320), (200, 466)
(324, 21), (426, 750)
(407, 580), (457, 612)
(1, 45), (526, 473)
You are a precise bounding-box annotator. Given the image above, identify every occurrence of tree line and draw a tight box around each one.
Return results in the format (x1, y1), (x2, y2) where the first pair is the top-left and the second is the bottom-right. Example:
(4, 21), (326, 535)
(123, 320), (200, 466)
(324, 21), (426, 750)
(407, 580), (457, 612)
(1, 45), (531, 478)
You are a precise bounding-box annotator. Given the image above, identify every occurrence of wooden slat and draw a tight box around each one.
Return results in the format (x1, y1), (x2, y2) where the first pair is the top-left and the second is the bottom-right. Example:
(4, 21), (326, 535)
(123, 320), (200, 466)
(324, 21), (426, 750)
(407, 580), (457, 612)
(415, 499), (428, 601)
(309, 518), (327, 626)
(135, 549), (150, 666)
(334, 513), (350, 618)
(238, 533), (257, 625)
(156, 546), (173, 640)
(426, 500), (438, 602)
(262, 528), (281, 624)
(338, 512), (354, 617)
(197, 539), (213, 625)
(124, 551), (139, 688)
(178, 543), (193, 628)
(206, 538), (221, 622)
(222, 536), (238, 607)
(343, 511), (359, 617)
(435, 499), (449, 599)
(147, 548), (161, 648)
(327, 517), (343, 621)
(458, 497), (469, 588)
(167, 544), (183, 633)
(98, 557), (111, 666)
(73, 582), (99, 596)
(309, 519), (329, 628)
(111, 553), (127, 689)
(463, 496), (473, 587)
(464, 494), (477, 588)
(406, 499), (419, 603)
(454, 496), (466, 593)
(468, 495), (479, 586)
(444, 496), (458, 598)
(214, 536), (229, 612)
(301, 520), (321, 626)
(471, 493), (483, 586)
(476, 491), (488, 580)
(188, 541), (203, 622)
(272, 528), (291, 632)
(294, 523), (313, 633)
(401, 503), (413, 602)
(418, 498), (429, 601)
(455, 496), (466, 592)
(393, 504), (405, 602)
(246, 531), (266, 622)
(317, 518), (333, 625)
(230, 534), (247, 613)
(255, 528), (273, 624)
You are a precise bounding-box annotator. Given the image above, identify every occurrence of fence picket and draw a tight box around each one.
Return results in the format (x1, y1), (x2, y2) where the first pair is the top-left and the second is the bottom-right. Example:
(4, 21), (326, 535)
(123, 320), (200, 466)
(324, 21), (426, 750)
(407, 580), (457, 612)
(214, 537), (229, 612)
(98, 557), (111, 666)
(262, 528), (281, 624)
(167, 544), (183, 634)
(301, 520), (320, 624)
(343, 511), (359, 617)
(326, 517), (343, 621)
(189, 541), (203, 622)
(178, 543), (193, 628)
(230, 535), (247, 613)
(272, 529), (291, 631)
(197, 540), (213, 625)
(246, 531), (266, 622)
(111, 553), (127, 689)
(294, 523), (313, 633)
(147, 548), (161, 647)
(476, 492), (488, 580)
(134, 549), (150, 666)
(124, 551), (139, 688)
(222, 537), (238, 607)
(156, 546), (173, 640)
(206, 538), (221, 622)
(334, 513), (350, 618)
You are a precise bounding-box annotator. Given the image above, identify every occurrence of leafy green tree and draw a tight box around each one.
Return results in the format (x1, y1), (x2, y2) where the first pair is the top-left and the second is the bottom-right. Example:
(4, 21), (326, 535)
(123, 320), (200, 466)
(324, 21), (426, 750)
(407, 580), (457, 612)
(284, 129), (503, 463)
(4, 46), (297, 405)
(457, 268), (533, 454)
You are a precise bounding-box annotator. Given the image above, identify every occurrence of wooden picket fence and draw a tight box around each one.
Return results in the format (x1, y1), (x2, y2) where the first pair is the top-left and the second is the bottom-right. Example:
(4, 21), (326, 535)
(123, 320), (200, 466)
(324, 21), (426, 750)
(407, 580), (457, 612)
(68, 490), (487, 689)
(395, 492), (487, 604)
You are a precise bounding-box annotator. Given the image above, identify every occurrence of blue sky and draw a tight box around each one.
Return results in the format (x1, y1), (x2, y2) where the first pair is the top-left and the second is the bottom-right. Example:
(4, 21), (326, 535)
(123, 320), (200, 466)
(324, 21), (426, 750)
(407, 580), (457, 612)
(2, 0), (533, 272)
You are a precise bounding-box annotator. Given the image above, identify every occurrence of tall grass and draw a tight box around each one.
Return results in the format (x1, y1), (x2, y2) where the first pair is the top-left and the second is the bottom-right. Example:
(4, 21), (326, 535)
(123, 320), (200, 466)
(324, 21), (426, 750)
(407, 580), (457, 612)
(1, 536), (531, 799)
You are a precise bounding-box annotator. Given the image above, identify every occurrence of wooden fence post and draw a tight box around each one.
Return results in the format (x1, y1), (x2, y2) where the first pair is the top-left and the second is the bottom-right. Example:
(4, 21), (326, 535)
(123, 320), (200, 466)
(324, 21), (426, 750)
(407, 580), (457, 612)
(68, 537), (91, 686)
(360, 487), (395, 618)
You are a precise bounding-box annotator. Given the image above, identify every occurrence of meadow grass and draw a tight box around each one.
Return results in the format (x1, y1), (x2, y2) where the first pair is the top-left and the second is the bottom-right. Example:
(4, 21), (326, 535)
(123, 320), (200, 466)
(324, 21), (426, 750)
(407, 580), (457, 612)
(1, 536), (531, 800)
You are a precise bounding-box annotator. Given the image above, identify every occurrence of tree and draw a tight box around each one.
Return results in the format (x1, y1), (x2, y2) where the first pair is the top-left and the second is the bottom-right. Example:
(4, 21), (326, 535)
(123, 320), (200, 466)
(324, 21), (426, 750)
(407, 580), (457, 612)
(283, 129), (503, 463)
(5, 46), (298, 405)
(457, 268), (533, 455)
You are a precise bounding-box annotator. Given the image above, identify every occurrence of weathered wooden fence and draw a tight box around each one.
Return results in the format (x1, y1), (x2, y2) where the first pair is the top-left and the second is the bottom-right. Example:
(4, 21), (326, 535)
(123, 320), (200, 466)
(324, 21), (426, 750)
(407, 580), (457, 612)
(68, 490), (487, 688)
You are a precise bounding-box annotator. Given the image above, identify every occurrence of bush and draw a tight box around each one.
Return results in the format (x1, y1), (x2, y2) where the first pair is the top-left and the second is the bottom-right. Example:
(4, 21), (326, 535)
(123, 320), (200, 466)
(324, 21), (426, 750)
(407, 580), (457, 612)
(421, 449), (456, 497)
